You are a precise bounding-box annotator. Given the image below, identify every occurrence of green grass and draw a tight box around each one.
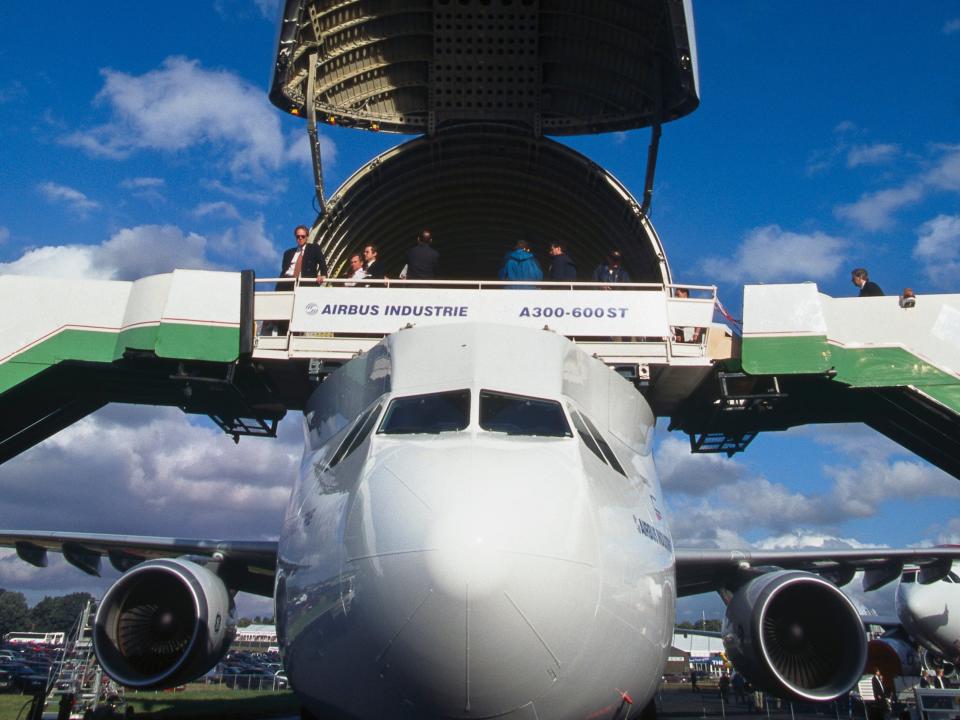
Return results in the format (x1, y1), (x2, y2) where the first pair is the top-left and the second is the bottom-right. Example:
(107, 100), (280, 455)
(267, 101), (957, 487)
(0, 685), (300, 720)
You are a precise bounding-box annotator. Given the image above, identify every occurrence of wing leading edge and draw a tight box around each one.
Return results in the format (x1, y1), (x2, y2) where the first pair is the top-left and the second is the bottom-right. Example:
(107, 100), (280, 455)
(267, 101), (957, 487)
(0, 530), (277, 597)
(675, 547), (960, 597)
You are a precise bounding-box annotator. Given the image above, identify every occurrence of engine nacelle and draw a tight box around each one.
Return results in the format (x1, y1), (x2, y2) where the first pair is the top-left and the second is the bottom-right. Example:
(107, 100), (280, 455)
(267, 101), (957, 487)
(93, 558), (237, 689)
(722, 570), (866, 701)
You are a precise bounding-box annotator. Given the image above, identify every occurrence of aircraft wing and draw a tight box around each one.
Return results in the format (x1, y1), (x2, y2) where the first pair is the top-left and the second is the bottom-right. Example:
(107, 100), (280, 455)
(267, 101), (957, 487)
(675, 547), (960, 597)
(0, 530), (277, 597)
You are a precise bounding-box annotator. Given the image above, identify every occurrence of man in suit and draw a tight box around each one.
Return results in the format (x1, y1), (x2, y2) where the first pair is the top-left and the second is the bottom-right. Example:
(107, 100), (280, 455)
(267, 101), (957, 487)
(871, 668), (889, 718)
(278, 225), (327, 291)
(264, 225), (328, 335)
(363, 244), (386, 280)
(852, 267), (883, 297)
(406, 230), (440, 280)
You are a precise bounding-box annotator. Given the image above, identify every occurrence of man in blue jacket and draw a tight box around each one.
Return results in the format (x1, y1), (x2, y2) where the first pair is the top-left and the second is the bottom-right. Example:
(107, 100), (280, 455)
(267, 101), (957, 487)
(499, 240), (543, 288)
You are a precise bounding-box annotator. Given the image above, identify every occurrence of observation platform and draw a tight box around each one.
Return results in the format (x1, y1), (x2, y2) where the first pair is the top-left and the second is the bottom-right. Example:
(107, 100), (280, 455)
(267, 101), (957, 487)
(2, 272), (959, 480)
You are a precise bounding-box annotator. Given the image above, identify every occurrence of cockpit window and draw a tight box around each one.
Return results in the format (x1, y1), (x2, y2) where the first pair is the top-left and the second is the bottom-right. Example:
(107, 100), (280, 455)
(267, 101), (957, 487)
(946, 571), (960, 583)
(901, 570), (917, 584)
(479, 390), (572, 437)
(378, 390), (470, 434)
(328, 401), (383, 468)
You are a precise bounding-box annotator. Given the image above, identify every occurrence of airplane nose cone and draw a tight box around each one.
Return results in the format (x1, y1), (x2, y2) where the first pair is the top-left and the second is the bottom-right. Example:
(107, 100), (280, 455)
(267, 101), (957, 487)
(345, 442), (599, 717)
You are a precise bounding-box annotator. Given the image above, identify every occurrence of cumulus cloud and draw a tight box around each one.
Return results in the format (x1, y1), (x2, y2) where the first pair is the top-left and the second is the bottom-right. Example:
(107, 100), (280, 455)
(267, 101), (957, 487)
(36, 182), (100, 216)
(0, 218), (278, 280)
(193, 201), (241, 219)
(209, 214), (277, 262)
(847, 143), (900, 168)
(699, 224), (849, 283)
(913, 214), (960, 288)
(834, 183), (925, 230)
(62, 56), (330, 180)
(0, 405), (301, 613)
(0, 224), (212, 280)
(835, 145), (960, 230)
(660, 427), (959, 548)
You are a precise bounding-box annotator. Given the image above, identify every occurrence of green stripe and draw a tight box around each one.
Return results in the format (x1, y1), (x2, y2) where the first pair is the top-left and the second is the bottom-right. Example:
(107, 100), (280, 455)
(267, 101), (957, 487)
(742, 335), (960, 413)
(0, 323), (238, 395)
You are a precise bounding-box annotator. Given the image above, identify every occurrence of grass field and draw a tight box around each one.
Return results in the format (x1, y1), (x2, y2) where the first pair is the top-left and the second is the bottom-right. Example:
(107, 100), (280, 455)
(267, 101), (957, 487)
(0, 685), (299, 719)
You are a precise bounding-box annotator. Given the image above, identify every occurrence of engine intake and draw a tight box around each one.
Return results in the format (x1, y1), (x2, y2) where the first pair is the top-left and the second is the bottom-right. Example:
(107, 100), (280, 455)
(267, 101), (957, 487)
(94, 558), (236, 689)
(723, 570), (866, 701)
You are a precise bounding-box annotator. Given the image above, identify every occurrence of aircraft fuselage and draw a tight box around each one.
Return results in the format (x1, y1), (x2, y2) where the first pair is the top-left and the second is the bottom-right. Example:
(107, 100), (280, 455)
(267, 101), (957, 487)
(275, 323), (674, 719)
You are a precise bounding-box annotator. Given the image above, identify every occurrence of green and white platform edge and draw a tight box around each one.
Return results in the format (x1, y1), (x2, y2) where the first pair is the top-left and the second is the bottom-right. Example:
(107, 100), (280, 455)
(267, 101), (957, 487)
(741, 283), (960, 414)
(0, 270), (242, 395)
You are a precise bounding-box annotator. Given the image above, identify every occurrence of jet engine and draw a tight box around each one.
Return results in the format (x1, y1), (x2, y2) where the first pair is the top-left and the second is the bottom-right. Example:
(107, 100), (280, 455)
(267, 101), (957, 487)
(722, 570), (866, 701)
(93, 558), (237, 689)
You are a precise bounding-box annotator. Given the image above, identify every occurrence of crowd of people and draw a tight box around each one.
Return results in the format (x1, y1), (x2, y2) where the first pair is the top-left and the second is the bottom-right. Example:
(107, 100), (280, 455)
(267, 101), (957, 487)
(275, 224), (646, 287)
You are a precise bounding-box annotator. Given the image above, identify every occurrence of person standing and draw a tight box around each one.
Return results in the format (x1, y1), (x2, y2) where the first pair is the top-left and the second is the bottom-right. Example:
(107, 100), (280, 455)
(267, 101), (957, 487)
(342, 253), (367, 287)
(498, 240), (543, 288)
(546, 242), (577, 281)
(406, 230), (440, 280)
(363, 244), (386, 280)
(852, 267), (884, 297)
(265, 225), (327, 335)
(593, 249), (631, 285)
(277, 225), (327, 290)
(872, 668), (889, 718)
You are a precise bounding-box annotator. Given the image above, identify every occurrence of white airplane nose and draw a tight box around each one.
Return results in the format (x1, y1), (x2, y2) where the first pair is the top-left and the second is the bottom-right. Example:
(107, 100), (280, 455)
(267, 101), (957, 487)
(344, 442), (600, 717)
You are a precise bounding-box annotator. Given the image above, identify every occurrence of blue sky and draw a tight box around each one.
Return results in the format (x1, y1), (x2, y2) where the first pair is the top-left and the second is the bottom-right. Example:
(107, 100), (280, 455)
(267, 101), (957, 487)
(0, 2), (959, 618)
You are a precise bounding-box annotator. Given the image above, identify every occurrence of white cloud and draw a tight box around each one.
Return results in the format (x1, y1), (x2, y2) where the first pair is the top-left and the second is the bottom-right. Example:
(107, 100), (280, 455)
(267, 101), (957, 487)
(913, 214), (960, 288)
(847, 143), (900, 168)
(835, 146), (960, 230)
(0, 405), (300, 613)
(209, 215), (277, 262)
(944, 18), (960, 34)
(62, 56), (330, 180)
(699, 224), (849, 283)
(119, 176), (165, 190)
(0, 226), (9, 244)
(0, 81), (26, 104)
(193, 201), (241, 219)
(36, 182), (100, 216)
(0, 217), (281, 280)
(656, 436), (747, 496)
(0, 225), (213, 280)
(834, 183), (925, 230)
(207, 179), (271, 204)
(284, 131), (337, 169)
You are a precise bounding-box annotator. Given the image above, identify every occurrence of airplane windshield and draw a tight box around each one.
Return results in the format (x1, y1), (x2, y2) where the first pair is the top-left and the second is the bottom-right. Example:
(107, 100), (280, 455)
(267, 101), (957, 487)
(479, 390), (572, 437)
(378, 390), (471, 434)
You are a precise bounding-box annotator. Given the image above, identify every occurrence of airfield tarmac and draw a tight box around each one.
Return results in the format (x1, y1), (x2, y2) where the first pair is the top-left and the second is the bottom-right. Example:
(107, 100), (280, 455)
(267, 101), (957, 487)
(269, 685), (863, 720)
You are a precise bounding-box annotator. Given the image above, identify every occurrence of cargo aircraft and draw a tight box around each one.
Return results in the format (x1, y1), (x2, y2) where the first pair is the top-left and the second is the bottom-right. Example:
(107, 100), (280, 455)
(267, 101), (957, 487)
(2, 1), (960, 719)
(2, 322), (959, 719)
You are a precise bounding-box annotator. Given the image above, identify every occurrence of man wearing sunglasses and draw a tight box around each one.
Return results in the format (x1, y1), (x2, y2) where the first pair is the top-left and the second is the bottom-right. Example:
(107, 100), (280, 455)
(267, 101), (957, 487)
(264, 225), (329, 335)
(278, 225), (327, 291)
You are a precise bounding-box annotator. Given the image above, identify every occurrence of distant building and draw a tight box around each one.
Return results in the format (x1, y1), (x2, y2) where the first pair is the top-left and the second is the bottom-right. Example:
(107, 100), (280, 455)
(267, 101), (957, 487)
(234, 624), (277, 651)
(668, 631), (727, 678)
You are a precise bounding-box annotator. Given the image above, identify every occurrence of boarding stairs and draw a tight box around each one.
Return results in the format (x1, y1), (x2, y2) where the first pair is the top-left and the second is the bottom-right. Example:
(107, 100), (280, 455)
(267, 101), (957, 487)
(671, 283), (960, 478)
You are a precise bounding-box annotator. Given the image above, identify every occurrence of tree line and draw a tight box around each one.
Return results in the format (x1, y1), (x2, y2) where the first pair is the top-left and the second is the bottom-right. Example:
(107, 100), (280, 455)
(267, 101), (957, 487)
(0, 589), (95, 640)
